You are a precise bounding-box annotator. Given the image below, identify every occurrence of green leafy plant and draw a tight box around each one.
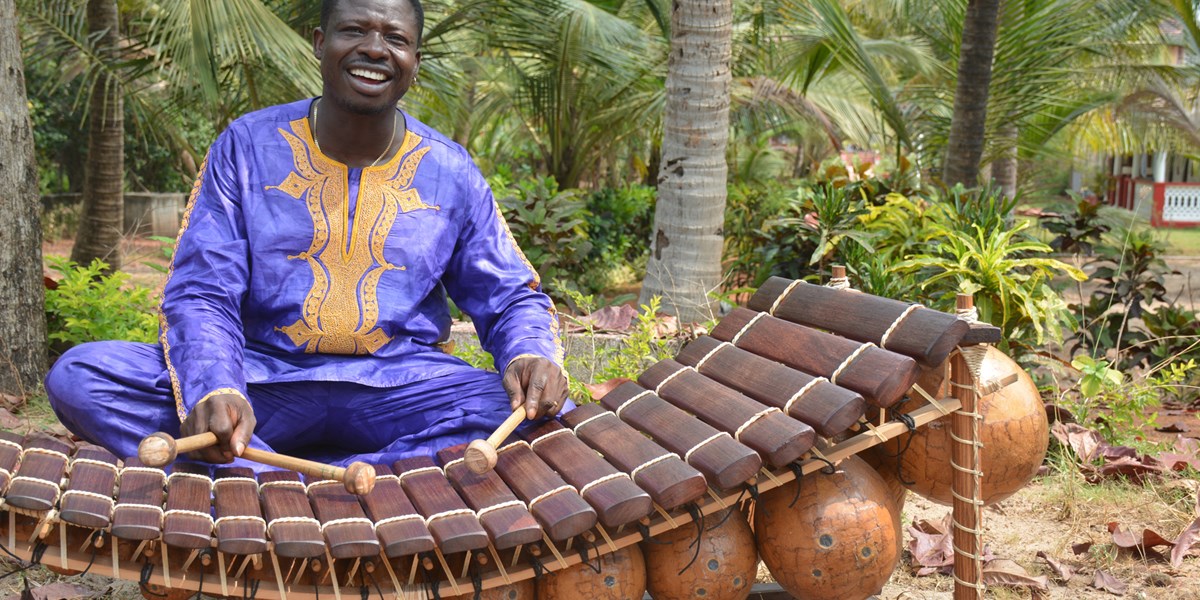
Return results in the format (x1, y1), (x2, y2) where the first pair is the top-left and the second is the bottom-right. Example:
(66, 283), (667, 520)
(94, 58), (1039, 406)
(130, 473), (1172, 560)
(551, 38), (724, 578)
(1038, 193), (1116, 256)
(775, 182), (879, 271)
(1064, 355), (1190, 447)
(561, 291), (677, 403)
(1071, 227), (1177, 361)
(491, 175), (593, 300)
(44, 257), (160, 354)
(893, 221), (1086, 350)
(581, 185), (655, 292)
(723, 180), (807, 289)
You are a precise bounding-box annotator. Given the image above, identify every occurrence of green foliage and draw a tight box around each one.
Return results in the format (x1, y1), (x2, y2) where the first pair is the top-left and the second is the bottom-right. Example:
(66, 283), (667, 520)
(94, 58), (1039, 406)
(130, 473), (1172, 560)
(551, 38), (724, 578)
(41, 201), (81, 241)
(452, 339), (496, 372)
(775, 182), (879, 269)
(44, 257), (159, 353)
(935, 182), (1019, 236)
(1038, 193), (1115, 256)
(1064, 356), (1195, 447)
(561, 292), (675, 404)
(143, 235), (177, 274)
(723, 180), (807, 288)
(490, 173), (592, 300)
(581, 185), (655, 292)
(893, 220), (1086, 350)
(1071, 227), (1176, 362)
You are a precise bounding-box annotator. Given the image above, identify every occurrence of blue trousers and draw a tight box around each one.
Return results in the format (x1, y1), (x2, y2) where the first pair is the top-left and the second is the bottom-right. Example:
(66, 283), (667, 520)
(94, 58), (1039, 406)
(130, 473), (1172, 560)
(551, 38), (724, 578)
(44, 341), (515, 470)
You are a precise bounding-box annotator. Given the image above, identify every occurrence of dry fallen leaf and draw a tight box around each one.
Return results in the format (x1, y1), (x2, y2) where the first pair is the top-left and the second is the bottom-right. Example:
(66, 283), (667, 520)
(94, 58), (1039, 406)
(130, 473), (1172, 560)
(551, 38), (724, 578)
(566, 304), (638, 333)
(907, 513), (955, 576)
(1035, 550), (1074, 581)
(1171, 517), (1200, 568)
(1107, 522), (1171, 561)
(1092, 570), (1128, 595)
(1052, 422), (1104, 463)
(1, 582), (95, 600)
(0, 407), (23, 431)
(982, 559), (1049, 593)
(584, 378), (631, 401)
(0, 394), (24, 410)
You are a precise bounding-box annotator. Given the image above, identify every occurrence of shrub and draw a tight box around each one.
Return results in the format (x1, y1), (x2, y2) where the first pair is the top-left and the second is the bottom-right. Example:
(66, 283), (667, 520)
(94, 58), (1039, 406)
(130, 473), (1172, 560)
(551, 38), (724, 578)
(490, 174), (593, 301)
(44, 257), (159, 354)
(582, 185), (655, 292)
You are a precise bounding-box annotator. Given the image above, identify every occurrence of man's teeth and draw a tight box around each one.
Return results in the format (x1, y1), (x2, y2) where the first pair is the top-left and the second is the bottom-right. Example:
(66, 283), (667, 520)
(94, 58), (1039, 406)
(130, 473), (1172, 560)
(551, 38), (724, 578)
(350, 69), (388, 81)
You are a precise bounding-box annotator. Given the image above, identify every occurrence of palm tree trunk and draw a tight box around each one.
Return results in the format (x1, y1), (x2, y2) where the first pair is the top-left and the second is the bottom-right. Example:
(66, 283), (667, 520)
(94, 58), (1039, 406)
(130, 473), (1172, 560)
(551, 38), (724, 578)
(0, 0), (48, 394)
(992, 123), (1018, 199)
(942, 0), (1001, 188)
(639, 0), (732, 323)
(71, 0), (124, 271)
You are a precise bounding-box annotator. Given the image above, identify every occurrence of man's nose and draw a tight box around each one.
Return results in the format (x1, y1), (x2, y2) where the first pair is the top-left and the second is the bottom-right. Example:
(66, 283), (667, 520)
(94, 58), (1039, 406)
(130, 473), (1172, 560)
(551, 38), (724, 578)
(358, 32), (387, 58)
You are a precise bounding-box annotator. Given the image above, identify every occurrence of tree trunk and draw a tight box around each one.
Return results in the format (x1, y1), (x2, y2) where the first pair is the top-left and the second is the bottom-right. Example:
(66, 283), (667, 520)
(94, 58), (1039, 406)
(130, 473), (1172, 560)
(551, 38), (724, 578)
(991, 123), (1018, 199)
(942, 0), (1001, 188)
(0, 0), (49, 395)
(71, 0), (124, 271)
(639, 0), (732, 323)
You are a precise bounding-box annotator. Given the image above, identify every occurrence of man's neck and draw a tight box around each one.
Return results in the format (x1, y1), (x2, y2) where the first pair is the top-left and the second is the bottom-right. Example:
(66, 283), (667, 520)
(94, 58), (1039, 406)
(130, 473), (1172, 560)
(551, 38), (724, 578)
(311, 98), (405, 168)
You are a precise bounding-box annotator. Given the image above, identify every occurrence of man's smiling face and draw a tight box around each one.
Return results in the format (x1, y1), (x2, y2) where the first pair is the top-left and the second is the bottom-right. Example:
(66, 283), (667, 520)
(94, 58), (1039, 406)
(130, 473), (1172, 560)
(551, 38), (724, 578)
(313, 0), (422, 115)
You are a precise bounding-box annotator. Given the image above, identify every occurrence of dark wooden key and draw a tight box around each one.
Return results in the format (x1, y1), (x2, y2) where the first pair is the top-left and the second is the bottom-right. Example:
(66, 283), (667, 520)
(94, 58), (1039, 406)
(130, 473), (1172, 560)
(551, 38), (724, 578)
(6, 435), (73, 511)
(559, 404), (706, 510)
(749, 276), (971, 368)
(111, 457), (165, 541)
(712, 308), (919, 408)
(520, 420), (651, 529)
(599, 381), (761, 490)
(393, 457), (489, 555)
(491, 439), (596, 540)
(358, 464), (435, 558)
(438, 444), (542, 550)
(258, 471), (324, 559)
(59, 444), (119, 529)
(0, 431), (24, 493)
(639, 359), (815, 469)
(161, 462), (213, 550)
(307, 476), (381, 560)
(677, 336), (867, 438)
(213, 467), (267, 555)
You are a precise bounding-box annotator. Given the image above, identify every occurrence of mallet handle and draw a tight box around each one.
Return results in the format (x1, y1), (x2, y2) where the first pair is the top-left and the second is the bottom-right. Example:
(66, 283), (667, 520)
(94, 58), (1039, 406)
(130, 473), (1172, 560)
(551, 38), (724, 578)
(240, 447), (346, 482)
(487, 409), (527, 448)
(174, 432), (220, 455)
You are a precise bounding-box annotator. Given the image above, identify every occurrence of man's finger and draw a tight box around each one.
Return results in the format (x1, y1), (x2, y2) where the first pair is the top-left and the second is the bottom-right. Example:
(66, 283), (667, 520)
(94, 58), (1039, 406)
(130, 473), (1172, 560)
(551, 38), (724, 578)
(524, 372), (549, 419)
(502, 369), (525, 412)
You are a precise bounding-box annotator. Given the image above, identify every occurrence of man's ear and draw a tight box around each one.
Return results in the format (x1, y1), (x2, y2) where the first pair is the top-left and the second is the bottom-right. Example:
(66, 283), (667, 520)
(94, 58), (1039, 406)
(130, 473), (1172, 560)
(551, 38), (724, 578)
(313, 27), (325, 59)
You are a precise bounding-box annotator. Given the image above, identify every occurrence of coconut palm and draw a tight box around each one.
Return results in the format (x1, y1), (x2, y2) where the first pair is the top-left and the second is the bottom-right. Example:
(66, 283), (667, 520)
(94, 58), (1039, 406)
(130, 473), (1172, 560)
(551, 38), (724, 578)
(639, 0), (733, 322)
(20, 0), (319, 268)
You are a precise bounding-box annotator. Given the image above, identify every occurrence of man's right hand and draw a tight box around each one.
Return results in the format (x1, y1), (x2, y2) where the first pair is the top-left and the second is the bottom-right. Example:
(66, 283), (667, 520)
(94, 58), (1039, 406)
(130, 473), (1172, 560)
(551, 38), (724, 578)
(180, 393), (256, 464)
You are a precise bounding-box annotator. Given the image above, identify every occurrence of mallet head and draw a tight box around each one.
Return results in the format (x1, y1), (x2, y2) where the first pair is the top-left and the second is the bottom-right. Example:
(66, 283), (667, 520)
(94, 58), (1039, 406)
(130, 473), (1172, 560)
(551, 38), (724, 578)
(464, 439), (498, 474)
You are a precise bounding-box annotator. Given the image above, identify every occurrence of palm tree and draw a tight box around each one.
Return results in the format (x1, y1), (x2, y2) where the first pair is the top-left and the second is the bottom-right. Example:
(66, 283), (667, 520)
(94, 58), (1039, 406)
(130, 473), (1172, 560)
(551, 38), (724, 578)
(22, 0), (320, 269)
(941, 0), (1000, 188)
(0, 0), (48, 395)
(70, 0), (124, 271)
(639, 0), (733, 322)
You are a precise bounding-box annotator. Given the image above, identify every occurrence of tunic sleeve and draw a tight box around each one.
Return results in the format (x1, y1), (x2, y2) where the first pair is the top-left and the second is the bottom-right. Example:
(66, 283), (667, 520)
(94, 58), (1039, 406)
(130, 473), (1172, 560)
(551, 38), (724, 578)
(159, 128), (251, 422)
(442, 166), (563, 374)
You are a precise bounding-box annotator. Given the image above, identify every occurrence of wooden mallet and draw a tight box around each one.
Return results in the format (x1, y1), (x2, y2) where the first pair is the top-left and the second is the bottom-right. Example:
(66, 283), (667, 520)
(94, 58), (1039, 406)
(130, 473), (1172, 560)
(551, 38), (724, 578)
(464, 408), (527, 474)
(137, 432), (376, 495)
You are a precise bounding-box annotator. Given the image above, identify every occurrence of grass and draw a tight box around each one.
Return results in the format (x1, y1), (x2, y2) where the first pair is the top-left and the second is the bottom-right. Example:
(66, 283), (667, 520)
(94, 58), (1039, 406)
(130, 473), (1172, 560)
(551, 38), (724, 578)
(1160, 227), (1200, 256)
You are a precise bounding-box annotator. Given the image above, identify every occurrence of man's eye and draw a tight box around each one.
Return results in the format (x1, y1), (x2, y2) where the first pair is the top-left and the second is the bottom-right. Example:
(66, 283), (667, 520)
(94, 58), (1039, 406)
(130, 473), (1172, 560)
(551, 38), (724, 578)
(386, 35), (407, 45)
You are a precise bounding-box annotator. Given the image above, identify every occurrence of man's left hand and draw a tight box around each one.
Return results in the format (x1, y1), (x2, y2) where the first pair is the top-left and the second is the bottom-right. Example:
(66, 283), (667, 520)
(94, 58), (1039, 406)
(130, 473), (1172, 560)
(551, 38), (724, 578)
(502, 356), (568, 420)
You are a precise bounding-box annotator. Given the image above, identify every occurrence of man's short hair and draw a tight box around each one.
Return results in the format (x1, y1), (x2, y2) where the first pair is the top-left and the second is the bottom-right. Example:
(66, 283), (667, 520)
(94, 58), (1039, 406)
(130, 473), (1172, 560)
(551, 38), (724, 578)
(320, 0), (425, 47)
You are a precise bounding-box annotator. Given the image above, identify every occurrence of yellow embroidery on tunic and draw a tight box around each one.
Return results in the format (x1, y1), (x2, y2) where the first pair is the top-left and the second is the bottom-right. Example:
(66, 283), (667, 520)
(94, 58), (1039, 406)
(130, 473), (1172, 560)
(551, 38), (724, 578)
(162, 152), (212, 422)
(266, 117), (437, 355)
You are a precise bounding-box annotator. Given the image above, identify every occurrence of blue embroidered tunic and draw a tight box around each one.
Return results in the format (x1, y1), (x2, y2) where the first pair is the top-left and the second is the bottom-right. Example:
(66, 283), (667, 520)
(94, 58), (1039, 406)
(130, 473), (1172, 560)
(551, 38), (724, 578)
(161, 99), (563, 422)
